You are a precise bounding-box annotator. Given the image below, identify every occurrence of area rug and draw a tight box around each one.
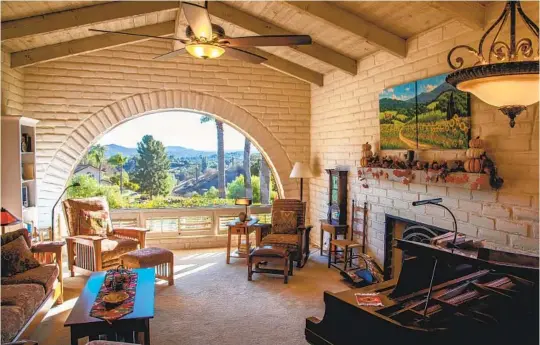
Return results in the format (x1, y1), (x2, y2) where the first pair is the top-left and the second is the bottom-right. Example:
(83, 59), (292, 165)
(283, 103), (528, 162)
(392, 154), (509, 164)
(34, 248), (348, 345)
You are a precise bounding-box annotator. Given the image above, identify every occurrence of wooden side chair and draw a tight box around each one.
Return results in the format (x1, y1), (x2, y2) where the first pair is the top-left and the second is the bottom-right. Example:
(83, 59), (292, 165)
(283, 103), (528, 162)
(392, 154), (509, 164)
(257, 199), (313, 268)
(63, 197), (149, 276)
(328, 200), (368, 270)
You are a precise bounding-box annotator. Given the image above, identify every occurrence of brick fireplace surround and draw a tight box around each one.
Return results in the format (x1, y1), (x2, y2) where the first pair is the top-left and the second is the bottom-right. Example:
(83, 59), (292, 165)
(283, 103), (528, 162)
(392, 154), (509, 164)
(1, 5), (538, 265)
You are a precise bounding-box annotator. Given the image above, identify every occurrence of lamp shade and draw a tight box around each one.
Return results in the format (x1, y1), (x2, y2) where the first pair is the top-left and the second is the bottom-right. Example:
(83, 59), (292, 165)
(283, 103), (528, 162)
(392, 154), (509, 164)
(290, 162), (313, 179)
(185, 43), (225, 59)
(1, 207), (21, 226)
(235, 198), (252, 206)
(456, 73), (539, 108)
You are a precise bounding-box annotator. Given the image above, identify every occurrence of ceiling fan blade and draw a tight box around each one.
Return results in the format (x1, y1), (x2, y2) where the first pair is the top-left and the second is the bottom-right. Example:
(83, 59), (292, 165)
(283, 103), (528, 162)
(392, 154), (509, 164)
(89, 28), (188, 44)
(219, 35), (312, 47)
(154, 48), (187, 61)
(224, 47), (267, 64)
(182, 2), (213, 40)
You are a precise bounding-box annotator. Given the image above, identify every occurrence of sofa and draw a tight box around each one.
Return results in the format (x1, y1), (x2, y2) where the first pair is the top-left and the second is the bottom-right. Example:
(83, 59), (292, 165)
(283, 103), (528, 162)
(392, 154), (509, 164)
(1, 229), (64, 344)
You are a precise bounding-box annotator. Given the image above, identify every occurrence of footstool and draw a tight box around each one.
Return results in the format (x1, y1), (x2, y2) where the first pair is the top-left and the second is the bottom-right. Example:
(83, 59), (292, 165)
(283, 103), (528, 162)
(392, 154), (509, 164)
(248, 246), (293, 284)
(121, 247), (174, 286)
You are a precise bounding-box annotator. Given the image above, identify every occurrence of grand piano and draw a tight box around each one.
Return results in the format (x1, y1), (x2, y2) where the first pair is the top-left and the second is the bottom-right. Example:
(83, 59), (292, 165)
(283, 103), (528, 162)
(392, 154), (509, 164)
(306, 239), (539, 345)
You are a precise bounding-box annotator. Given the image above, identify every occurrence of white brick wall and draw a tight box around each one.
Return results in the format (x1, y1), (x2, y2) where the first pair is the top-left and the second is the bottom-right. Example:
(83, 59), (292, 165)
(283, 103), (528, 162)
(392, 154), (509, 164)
(310, 20), (539, 264)
(1, 51), (24, 116)
(2, 40), (311, 227)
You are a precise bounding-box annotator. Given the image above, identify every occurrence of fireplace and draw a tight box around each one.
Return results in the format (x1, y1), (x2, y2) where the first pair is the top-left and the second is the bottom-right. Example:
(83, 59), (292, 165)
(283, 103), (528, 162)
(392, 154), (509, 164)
(382, 215), (448, 280)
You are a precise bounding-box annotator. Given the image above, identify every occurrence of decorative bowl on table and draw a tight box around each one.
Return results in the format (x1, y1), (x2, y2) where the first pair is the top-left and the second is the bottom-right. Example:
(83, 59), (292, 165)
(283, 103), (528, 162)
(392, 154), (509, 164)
(103, 291), (129, 308)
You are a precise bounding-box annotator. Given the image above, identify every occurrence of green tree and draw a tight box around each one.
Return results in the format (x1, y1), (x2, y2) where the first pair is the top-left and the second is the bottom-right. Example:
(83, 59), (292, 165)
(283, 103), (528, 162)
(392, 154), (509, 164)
(243, 140), (252, 198)
(67, 174), (123, 208)
(260, 158), (270, 204)
(108, 153), (128, 195)
(109, 171), (140, 192)
(203, 186), (220, 198)
(200, 116), (225, 198)
(133, 135), (172, 197)
(201, 156), (208, 173)
(87, 144), (106, 184)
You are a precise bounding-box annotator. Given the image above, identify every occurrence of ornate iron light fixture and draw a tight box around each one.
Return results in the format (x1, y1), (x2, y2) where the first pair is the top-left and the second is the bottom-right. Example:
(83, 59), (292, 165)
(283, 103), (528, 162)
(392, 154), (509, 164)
(446, 1), (539, 128)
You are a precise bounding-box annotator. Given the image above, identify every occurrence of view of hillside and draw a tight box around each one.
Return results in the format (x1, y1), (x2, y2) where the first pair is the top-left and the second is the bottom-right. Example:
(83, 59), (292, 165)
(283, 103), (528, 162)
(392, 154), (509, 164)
(68, 112), (277, 209)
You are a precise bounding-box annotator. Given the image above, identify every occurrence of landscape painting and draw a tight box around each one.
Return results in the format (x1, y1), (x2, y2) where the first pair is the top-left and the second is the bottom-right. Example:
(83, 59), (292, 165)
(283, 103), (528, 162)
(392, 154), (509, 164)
(379, 73), (470, 150)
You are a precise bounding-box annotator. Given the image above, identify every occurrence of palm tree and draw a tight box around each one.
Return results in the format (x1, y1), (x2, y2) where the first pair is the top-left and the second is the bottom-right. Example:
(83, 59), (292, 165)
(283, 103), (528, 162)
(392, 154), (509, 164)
(260, 158), (270, 204)
(88, 144), (106, 184)
(243, 139), (252, 199)
(200, 116), (226, 198)
(108, 153), (128, 195)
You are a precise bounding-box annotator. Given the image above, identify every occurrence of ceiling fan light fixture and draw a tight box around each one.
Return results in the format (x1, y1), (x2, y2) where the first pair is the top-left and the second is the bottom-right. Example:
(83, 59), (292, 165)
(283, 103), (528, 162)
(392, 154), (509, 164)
(186, 43), (225, 59)
(445, 1), (539, 128)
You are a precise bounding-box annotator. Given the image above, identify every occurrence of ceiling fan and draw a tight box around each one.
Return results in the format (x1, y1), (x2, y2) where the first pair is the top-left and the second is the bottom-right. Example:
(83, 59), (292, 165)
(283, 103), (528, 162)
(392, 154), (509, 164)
(89, 1), (312, 64)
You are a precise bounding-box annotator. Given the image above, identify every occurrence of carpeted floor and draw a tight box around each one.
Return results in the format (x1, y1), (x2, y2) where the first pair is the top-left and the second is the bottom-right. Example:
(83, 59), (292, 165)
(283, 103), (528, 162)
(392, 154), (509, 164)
(34, 248), (349, 345)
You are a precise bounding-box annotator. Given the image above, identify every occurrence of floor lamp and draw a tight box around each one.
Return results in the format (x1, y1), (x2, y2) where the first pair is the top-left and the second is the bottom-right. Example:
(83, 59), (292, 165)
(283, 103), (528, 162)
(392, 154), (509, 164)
(290, 162), (313, 201)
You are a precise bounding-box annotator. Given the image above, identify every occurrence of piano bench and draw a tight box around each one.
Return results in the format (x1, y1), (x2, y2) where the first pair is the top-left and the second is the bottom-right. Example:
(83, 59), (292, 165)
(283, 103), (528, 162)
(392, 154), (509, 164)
(248, 246), (293, 284)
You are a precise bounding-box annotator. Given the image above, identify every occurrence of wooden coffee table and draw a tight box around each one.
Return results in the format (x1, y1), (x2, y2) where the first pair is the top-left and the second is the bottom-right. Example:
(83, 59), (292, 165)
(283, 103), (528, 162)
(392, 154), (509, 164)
(65, 268), (155, 345)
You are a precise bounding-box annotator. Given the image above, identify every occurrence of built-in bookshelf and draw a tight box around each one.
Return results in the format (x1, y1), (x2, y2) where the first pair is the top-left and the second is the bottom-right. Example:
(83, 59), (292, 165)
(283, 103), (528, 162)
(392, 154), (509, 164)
(1, 116), (39, 233)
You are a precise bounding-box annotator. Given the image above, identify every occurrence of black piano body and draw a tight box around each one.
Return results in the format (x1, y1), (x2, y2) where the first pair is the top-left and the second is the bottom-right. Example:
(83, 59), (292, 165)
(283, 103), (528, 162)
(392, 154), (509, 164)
(306, 239), (539, 345)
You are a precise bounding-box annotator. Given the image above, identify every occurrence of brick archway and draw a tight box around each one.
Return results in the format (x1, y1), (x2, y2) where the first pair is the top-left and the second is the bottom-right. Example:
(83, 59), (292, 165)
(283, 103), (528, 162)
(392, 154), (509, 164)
(38, 90), (296, 227)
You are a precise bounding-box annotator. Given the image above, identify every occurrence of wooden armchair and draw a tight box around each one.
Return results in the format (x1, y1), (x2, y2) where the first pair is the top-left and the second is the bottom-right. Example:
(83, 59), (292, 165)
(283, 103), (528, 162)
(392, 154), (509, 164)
(62, 197), (149, 276)
(258, 199), (312, 268)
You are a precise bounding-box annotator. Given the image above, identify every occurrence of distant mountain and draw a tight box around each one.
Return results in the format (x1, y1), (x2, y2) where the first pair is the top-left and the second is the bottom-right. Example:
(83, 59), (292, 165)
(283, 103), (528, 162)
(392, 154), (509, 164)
(415, 83), (455, 104)
(105, 144), (137, 157)
(104, 144), (243, 159)
(379, 98), (415, 111)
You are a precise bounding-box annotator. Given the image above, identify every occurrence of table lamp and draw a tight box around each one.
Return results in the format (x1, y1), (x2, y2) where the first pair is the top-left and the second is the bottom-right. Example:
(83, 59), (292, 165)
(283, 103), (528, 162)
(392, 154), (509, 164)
(412, 198), (459, 247)
(289, 162), (313, 201)
(1, 207), (21, 234)
(235, 197), (252, 222)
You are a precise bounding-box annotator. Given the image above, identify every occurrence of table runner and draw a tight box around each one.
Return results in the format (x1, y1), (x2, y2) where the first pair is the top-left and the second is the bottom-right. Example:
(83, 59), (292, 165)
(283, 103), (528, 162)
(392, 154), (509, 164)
(90, 270), (138, 323)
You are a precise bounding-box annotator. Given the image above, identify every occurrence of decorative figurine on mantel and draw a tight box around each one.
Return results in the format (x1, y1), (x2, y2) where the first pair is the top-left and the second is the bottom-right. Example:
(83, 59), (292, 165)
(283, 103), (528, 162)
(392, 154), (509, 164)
(357, 136), (504, 190)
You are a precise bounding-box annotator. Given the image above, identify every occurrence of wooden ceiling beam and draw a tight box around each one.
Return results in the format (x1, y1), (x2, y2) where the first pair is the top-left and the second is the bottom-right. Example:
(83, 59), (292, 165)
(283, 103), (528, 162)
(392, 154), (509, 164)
(11, 22), (176, 68)
(244, 47), (324, 86)
(10, 21), (323, 86)
(427, 1), (485, 31)
(287, 1), (407, 58)
(207, 1), (357, 75)
(1, 1), (180, 41)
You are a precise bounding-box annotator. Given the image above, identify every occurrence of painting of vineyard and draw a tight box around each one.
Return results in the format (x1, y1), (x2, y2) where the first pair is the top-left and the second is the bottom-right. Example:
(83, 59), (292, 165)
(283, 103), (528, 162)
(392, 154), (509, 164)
(379, 73), (470, 150)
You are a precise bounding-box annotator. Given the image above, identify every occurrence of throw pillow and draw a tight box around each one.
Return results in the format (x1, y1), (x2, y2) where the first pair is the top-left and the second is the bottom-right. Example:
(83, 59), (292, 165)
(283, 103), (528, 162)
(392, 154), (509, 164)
(273, 211), (297, 234)
(79, 210), (111, 237)
(1, 236), (40, 277)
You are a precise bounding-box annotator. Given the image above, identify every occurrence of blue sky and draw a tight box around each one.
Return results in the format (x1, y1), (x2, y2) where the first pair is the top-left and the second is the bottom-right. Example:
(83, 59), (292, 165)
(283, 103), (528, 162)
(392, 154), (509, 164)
(99, 111), (250, 151)
(417, 73), (448, 94)
(380, 81), (416, 101)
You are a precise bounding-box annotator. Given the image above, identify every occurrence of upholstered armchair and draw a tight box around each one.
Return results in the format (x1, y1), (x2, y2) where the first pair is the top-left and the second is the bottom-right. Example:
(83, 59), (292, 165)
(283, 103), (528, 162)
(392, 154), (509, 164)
(62, 197), (148, 276)
(257, 199), (312, 268)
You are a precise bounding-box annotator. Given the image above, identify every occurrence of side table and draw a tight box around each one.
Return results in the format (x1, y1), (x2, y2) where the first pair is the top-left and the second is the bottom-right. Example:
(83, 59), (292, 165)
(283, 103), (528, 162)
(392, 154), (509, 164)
(226, 218), (260, 265)
(319, 220), (348, 256)
(31, 240), (66, 303)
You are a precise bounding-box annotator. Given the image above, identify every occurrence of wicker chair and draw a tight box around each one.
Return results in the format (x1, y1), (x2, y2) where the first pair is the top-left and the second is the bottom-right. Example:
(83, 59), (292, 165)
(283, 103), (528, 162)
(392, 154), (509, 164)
(257, 199), (312, 268)
(63, 197), (148, 276)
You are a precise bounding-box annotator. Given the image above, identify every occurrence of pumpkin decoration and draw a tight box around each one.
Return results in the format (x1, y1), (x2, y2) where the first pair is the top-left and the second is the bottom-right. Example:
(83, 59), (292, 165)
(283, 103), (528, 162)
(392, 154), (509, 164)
(360, 142), (372, 167)
(469, 136), (484, 149)
(361, 150), (373, 158)
(360, 157), (370, 167)
(464, 158), (482, 173)
(466, 148), (485, 158)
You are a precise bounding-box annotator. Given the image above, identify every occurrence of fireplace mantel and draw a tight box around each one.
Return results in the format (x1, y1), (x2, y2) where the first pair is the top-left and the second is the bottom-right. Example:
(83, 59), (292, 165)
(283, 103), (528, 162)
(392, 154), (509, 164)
(358, 167), (491, 190)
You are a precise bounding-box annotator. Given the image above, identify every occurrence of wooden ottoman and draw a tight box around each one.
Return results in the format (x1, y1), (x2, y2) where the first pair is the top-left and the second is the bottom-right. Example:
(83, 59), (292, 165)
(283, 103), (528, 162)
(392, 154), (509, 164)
(121, 247), (174, 286)
(248, 246), (293, 284)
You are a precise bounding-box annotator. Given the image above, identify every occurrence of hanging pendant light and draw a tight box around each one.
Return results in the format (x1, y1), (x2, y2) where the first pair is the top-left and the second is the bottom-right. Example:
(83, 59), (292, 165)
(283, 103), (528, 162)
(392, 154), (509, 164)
(446, 1), (539, 128)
